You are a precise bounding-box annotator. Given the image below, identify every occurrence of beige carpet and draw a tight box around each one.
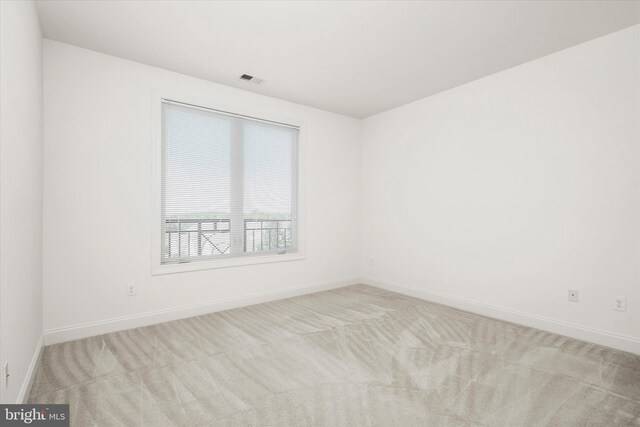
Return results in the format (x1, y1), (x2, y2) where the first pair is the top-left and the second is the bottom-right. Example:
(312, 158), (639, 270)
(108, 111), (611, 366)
(29, 284), (640, 426)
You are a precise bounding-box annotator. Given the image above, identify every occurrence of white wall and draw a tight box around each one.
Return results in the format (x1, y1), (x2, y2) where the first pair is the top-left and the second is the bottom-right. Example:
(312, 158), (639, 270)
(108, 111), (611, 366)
(0, 0), (44, 403)
(43, 40), (361, 339)
(361, 26), (640, 349)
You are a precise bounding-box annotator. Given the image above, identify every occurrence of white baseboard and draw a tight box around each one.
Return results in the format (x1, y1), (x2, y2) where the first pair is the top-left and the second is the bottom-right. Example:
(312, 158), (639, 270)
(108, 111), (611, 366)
(44, 277), (358, 345)
(362, 277), (640, 355)
(17, 334), (44, 403)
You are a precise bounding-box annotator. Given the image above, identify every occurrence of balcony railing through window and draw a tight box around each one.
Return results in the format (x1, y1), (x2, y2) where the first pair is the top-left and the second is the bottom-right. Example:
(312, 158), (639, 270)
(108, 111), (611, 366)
(163, 218), (293, 260)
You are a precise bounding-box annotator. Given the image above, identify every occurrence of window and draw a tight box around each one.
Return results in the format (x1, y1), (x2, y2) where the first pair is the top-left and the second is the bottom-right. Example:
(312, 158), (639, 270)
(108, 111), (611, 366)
(160, 99), (299, 266)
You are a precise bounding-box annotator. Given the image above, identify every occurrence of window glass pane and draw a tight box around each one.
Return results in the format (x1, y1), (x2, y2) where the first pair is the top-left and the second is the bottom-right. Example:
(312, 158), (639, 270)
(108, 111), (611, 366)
(162, 103), (232, 261)
(243, 122), (296, 253)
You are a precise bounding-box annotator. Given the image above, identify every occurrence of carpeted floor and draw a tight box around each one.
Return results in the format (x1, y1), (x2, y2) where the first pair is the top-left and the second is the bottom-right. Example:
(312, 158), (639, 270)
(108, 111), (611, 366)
(29, 284), (640, 426)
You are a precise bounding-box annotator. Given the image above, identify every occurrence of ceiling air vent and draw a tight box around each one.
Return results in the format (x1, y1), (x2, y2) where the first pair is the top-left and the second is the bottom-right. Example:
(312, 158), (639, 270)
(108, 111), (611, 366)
(239, 74), (264, 85)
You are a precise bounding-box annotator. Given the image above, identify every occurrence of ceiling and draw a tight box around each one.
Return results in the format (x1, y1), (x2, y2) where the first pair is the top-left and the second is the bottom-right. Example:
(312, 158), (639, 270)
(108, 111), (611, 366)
(36, 1), (640, 118)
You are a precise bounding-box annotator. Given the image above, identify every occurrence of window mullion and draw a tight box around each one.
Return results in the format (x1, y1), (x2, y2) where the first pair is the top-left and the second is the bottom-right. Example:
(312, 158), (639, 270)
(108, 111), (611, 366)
(229, 118), (244, 254)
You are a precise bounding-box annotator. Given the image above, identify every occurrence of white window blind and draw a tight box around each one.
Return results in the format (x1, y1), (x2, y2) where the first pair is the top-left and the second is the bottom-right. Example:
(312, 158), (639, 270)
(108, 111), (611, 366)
(161, 100), (298, 263)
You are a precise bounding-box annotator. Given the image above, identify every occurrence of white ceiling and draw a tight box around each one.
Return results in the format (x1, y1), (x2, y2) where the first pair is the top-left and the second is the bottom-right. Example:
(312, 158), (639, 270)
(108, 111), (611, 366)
(36, 1), (640, 118)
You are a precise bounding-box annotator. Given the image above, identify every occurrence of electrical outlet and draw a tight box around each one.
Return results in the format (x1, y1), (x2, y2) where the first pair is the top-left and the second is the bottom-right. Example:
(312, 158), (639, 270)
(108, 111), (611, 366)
(568, 289), (579, 303)
(126, 284), (137, 296)
(368, 257), (374, 266)
(613, 295), (626, 312)
(4, 361), (8, 389)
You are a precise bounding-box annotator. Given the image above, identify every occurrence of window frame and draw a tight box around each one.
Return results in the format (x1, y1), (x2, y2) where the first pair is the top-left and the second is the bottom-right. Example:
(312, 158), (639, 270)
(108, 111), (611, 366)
(151, 92), (306, 275)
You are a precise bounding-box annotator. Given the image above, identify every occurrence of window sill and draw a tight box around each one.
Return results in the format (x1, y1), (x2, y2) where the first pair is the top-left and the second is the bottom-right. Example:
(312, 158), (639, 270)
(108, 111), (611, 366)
(151, 252), (305, 275)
